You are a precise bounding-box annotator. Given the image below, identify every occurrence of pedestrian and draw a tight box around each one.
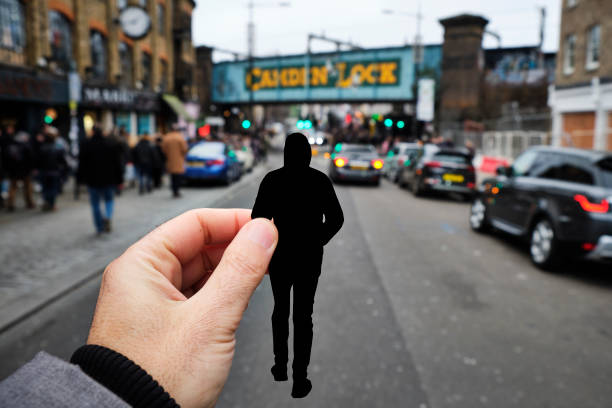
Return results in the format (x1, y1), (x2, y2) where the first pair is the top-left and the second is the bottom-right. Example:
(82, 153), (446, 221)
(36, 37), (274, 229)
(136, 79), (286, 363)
(161, 125), (188, 198)
(0, 208), (277, 408)
(2, 125), (35, 211)
(132, 134), (154, 195)
(37, 127), (67, 211)
(113, 126), (131, 196)
(78, 126), (123, 234)
(252, 132), (344, 398)
(151, 135), (165, 189)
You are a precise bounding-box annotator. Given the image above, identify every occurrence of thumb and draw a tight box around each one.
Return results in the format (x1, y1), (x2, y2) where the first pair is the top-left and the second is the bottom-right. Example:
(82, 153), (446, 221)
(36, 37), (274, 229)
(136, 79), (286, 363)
(193, 218), (277, 328)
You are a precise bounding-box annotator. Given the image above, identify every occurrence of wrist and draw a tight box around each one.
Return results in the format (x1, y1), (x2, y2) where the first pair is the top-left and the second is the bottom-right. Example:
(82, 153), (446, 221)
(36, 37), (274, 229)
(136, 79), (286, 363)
(71, 344), (179, 408)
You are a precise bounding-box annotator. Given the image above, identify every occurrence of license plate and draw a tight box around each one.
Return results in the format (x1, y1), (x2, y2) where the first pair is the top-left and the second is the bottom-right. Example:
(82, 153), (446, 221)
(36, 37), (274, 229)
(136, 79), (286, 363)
(188, 162), (205, 167)
(443, 173), (464, 183)
(350, 161), (369, 171)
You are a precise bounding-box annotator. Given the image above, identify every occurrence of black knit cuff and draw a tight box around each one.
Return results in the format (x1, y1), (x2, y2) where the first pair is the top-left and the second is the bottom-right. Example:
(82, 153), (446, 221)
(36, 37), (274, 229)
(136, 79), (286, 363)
(70, 345), (179, 408)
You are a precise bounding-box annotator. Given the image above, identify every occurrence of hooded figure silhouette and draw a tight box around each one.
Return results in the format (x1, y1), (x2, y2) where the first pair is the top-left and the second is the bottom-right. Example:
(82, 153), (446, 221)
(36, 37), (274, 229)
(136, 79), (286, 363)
(252, 132), (343, 398)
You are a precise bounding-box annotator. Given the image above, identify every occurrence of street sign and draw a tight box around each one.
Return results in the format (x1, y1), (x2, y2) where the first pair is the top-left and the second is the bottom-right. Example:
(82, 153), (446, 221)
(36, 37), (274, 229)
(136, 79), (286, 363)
(416, 78), (435, 122)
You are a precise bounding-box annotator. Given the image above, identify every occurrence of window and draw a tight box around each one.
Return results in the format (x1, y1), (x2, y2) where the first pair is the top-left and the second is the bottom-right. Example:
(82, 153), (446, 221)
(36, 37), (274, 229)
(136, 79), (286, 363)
(586, 25), (600, 70)
(160, 59), (168, 91)
(49, 10), (73, 71)
(90, 30), (107, 81)
(536, 155), (595, 185)
(137, 113), (150, 135)
(141, 52), (152, 89)
(512, 150), (538, 177)
(596, 158), (612, 187)
(567, 0), (577, 7)
(0, 0), (25, 52)
(157, 4), (165, 36)
(118, 41), (133, 87)
(139, 0), (147, 7)
(564, 34), (576, 75)
(117, 0), (127, 9)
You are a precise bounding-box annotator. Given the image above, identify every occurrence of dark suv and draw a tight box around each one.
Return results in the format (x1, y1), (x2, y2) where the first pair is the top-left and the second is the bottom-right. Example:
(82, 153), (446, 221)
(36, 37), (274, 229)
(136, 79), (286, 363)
(469, 146), (612, 269)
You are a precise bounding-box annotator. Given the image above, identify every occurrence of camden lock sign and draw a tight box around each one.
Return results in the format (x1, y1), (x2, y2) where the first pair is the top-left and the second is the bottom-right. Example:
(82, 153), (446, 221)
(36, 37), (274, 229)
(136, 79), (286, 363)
(211, 46), (431, 104)
(245, 60), (400, 91)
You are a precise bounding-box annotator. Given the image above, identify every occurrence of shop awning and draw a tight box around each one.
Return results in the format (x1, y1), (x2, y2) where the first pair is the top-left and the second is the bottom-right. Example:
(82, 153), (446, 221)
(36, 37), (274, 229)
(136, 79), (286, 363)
(162, 94), (196, 122)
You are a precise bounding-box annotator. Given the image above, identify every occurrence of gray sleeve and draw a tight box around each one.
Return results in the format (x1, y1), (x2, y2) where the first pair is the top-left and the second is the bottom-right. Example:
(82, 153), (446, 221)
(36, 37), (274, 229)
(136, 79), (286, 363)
(0, 351), (129, 408)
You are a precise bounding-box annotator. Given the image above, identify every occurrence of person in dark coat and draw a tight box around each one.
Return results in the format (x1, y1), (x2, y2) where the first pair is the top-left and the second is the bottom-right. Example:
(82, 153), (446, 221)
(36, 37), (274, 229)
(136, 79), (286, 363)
(2, 125), (34, 211)
(151, 135), (165, 189)
(252, 132), (344, 398)
(78, 126), (123, 234)
(37, 127), (67, 211)
(132, 135), (154, 194)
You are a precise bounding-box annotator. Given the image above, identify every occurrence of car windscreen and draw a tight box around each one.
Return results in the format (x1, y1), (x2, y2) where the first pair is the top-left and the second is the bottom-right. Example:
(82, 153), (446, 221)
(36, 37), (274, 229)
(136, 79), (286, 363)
(597, 158), (612, 187)
(343, 145), (376, 154)
(189, 143), (224, 156)
(432, 153), (471, 164)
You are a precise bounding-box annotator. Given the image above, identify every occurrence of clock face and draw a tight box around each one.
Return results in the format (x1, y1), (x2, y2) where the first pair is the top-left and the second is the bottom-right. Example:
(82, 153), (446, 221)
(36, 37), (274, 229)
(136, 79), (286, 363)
(119, 6), (151, 40)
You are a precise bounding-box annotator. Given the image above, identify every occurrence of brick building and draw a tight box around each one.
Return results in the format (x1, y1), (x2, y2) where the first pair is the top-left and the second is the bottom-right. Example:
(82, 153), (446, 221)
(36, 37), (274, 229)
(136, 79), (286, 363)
(548, 0), (612, 150)
(0, 0), (197, 145)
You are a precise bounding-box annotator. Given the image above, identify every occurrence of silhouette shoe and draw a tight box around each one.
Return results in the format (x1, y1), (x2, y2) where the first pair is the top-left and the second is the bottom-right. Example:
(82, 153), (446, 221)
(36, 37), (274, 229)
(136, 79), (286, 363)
(270, 364), (288, 381)
(291, 378), (312, 398)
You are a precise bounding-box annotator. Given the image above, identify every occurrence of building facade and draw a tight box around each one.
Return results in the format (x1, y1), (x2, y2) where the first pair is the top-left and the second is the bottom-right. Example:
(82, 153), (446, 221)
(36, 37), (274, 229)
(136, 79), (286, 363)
(0, 0), (196, 146)
(548, 0), (612, 150)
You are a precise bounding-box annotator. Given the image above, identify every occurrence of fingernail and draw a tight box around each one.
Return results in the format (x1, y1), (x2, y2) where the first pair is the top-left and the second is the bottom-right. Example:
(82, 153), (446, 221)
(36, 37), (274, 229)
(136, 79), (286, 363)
(247, 220), (276, 249)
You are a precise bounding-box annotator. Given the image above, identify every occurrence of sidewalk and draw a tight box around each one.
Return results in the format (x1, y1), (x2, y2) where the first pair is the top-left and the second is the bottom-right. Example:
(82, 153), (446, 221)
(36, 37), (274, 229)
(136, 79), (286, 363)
(0, 164), (270, 333)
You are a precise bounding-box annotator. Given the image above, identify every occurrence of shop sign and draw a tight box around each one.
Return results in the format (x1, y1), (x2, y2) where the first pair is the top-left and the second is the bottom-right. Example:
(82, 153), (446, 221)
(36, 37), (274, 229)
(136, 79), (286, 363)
(81, 86), (160, 111)
(0, 69), (68, 104)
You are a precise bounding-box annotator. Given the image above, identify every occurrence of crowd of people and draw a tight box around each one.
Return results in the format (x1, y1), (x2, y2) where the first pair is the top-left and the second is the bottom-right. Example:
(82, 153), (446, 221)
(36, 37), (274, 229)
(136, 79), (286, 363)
(0, 123), (188, 235)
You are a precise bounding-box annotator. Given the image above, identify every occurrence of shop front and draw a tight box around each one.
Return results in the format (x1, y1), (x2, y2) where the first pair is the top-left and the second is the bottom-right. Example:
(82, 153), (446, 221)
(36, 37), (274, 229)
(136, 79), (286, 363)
(80, 85), (160, 145)
(0, 65), (69, 136)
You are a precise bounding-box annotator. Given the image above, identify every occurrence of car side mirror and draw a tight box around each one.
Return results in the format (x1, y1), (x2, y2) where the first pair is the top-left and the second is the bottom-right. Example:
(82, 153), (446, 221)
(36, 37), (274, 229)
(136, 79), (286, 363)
(496, 165), (513, 177)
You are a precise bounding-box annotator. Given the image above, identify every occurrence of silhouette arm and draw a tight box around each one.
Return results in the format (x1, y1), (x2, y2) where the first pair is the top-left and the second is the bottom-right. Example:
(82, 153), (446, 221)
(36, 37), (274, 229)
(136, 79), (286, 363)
(321, 176), (343, 246)
(252, 175), (273, 220)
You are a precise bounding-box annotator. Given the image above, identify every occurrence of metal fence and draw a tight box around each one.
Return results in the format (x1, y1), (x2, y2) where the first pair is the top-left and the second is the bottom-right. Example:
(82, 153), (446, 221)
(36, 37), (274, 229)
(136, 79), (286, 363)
(447, 130), (551, 160)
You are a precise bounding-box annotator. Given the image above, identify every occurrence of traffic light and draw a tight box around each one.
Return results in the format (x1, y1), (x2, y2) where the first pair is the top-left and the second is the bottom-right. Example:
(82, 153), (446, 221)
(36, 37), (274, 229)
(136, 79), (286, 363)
(384, 118), (393, 128)
(241, 119), (251, 129)
(198, 124), (211, 137)
(397, 120), (405, 129)
(44, 108), (57, 124)
(297, 120), (304, 129)
(304, 120), (312, 129)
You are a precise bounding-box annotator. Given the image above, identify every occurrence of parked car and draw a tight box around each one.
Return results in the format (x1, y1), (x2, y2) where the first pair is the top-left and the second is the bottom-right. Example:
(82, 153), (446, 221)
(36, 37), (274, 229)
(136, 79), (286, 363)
(469, 146), (612, 269)
(384, 142), (421, 182)
(398, 145), (476, 200)
(235, 145), (255, 173)
(329, 143), (384, 185)
(184, 141), (242, 185)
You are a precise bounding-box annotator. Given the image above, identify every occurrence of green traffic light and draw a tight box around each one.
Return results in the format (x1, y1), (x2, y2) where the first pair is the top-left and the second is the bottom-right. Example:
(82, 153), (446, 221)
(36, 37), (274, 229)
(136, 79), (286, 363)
(241, 119), (251, 129)
(384, 118), (393, 127)
(44, 115), (53, 124)
(297, 120), (304, 129)
(304, 120), (312, 129)
(397, 120), (405, 129)
(334, 143), (342, 152)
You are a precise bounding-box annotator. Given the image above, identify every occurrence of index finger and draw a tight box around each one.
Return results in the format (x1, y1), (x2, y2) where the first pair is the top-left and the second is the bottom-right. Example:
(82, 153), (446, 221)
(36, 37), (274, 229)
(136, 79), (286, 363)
(143, 208), (253, 265)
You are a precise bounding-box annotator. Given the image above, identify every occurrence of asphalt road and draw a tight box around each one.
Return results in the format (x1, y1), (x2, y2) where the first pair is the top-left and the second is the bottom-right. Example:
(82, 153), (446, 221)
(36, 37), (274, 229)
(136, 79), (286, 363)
(1, 154), (611, 408)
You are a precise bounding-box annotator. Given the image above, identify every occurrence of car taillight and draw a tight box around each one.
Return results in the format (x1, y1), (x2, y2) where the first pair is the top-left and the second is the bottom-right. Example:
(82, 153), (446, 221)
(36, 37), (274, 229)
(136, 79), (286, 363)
(467, 182), (475, 189)
(334, 157), (347, 167)
(467, 165), (475, 172)
(574, 194), (610, 213)
(371, 159), (384, 170)
(424, 161), (441, 168)
(206, 159), (225, 166)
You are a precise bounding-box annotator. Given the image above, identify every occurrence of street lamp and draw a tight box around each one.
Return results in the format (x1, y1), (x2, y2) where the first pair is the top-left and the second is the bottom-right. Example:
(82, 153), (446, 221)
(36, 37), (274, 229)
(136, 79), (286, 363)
(382, 4), (423, 139)
(246, 1), (291, 123)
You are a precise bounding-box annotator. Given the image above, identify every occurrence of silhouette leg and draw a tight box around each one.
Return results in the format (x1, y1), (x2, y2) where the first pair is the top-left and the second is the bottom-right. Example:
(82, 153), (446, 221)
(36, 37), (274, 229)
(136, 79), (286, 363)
(291, 273), (319, 380)
(270, 272), (291, 369)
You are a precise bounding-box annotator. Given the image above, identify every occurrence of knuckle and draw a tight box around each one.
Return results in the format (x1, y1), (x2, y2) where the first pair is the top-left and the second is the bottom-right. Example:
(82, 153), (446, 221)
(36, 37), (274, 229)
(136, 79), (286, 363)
(225, 251), (262, 278)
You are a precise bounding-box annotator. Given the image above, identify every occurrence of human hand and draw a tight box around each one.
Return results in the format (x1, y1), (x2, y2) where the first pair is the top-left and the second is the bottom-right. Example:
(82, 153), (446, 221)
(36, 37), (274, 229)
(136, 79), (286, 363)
(87, 209), (278, 408)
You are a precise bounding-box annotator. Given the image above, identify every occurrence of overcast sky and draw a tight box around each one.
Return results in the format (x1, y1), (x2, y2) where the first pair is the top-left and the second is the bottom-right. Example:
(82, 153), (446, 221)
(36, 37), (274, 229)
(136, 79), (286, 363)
(192, 0), (560, 62)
